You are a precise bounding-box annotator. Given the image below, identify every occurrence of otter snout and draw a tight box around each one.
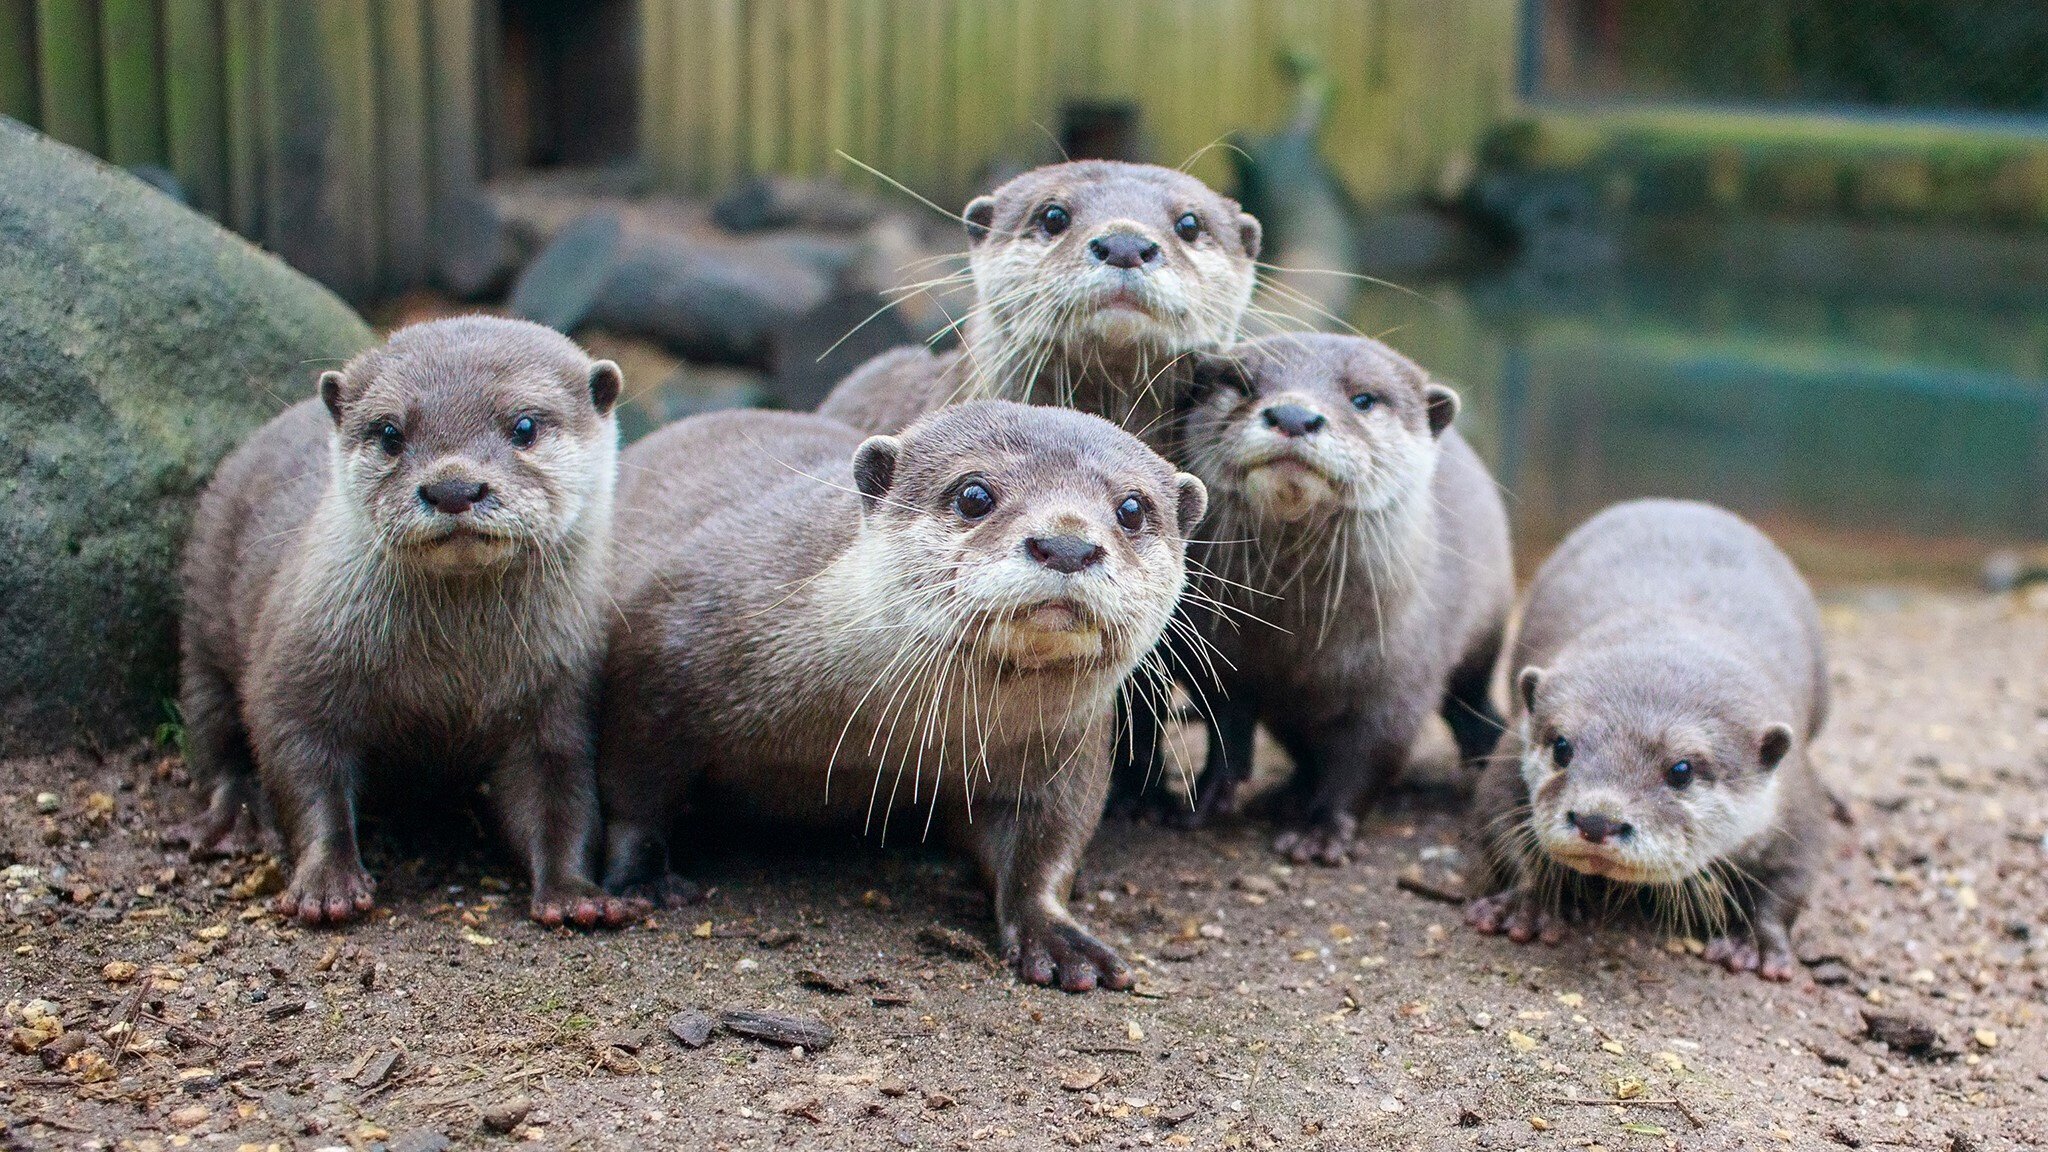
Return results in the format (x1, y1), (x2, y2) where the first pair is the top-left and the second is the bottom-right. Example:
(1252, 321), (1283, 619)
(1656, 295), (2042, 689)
(1261, 403), (1326, 438)
(1025, 533), (1105, 574)
(1088, 229), (1162, 270)
(1566, 809), (1633, 845)
(419, 477), (489, 516)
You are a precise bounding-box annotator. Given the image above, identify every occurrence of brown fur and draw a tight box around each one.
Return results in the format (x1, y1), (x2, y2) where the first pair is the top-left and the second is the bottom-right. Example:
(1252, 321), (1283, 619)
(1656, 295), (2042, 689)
(596, 401), (1206, 991)
(1128, 334), (1512, 863)
(817, 161), (1261, 449)
(1466, 499), (1831, 980)
(176, 316), (637, 929)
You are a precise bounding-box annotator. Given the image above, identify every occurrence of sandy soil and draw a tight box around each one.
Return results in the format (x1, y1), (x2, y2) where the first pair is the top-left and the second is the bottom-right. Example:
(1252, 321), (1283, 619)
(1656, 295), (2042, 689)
(2, 587), (2043, 1151)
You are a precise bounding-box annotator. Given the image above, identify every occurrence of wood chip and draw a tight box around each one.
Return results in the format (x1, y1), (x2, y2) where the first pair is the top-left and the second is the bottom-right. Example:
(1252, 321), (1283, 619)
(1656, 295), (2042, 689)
(350, 1048), (402, 1088)
(1396, 866), (1468, 904)
(797, 968), (854, 995)
(1862, 1009), (1939, 1055)
(718, 1008), (835, 1050)
(916, 924), (994, 964)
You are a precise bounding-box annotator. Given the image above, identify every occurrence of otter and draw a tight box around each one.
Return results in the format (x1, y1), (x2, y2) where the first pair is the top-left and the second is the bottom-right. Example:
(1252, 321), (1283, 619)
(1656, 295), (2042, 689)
(176, 317), (640, 929)
(596, 401), (1206, 992)
(1120, 334), (1511, 862)
(1465, 499), (1831, 981)
(816, 160), (1262, 447)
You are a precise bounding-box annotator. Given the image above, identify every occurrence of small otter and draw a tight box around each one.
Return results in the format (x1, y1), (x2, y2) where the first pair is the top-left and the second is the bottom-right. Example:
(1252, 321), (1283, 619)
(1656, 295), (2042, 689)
(1125, 334), (1512, 862)
(816, 161), (1262, 445)
(1466, 499), (1831, 980)
(596, 401), (1206, 991)
(177, 317), (639, 929)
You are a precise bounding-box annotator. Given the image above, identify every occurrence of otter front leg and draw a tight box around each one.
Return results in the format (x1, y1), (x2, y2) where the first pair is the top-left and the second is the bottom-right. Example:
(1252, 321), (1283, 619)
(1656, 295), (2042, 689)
(960, 758), (1131, 993)
(495, 700), (646, 930)
(1181, 692), (1259, 827)
(1271, 710), (1418, 866)
(1704, 861), (1810, 981)
(261, 728), (375, 926)
(169, 663), (266, 857)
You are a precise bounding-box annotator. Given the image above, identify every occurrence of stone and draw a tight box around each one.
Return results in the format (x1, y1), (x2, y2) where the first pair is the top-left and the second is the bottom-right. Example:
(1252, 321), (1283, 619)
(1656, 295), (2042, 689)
(0, 118), (372, 754)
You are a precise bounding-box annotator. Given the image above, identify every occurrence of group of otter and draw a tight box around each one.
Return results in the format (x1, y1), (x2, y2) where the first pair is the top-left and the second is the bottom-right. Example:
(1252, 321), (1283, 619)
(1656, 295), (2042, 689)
(176, 161), (1830, 991)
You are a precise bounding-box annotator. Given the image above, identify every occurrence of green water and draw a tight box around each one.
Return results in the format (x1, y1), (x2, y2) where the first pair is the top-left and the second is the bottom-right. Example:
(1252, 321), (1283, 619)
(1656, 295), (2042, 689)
(1355, 274), (2048, 567)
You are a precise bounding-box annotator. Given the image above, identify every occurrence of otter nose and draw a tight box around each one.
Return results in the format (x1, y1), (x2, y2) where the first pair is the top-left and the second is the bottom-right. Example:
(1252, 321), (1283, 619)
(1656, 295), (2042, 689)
(1261, 404), (1326, 438)
(418, 479), (488, 515)
(1566, 811), (1632, 845)
(1088, 231), (1161, 269)
(1025, 534), (1105, 574)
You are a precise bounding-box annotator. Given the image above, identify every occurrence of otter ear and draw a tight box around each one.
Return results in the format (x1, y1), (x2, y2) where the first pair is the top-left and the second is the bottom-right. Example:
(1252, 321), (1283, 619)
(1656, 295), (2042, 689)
(587, 360), (623, 416)
(319, 370), (347, 425)
(1172, 472), (1209, 538)
(1516, 666), (1544, 713)
(1237, 211), (1263, 259)
(964, 196), (998, 243)
(1758, 723), (1794, 771)
(1424, 383), (1460, 439)
(852, 435), (901, 511)
(1186, 352), (1253, 405)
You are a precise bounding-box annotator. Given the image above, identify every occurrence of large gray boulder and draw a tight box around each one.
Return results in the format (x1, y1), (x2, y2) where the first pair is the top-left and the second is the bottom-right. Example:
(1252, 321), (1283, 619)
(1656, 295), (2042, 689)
(0, 118), (374, 755)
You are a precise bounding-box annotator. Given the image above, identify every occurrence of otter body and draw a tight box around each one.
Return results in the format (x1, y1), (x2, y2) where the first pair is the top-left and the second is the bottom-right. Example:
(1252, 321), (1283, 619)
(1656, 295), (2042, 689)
(1131, 335), (1511, 862)
(177, 317), (637, 928)
(1467, 499), (1830, 980)
(597, 401), (1206, 991)
(818, 161), (1262, 448)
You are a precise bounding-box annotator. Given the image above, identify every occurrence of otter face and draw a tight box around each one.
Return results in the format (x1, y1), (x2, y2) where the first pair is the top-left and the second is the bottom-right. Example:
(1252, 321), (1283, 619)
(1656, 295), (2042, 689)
(853, 401), (1206, 674)
(320, 317), (621, 572)
(961, 161), (1261, 386)
(1513, 651), (1797, 889)
(1182, 334), (1456, 525)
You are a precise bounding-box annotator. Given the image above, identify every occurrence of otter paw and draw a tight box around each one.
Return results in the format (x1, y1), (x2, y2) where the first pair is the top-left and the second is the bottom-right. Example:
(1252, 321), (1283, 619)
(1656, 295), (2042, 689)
(167, 787), (264, 859)
(532, 882), (649, 930)
(1464, 890), (1564, 944)
(1272, 812), (1358, 866)
(275, 857), (375, 926)
(1704, 933), (1797, 981)
(1009, 919), (1133, 994)
(612, 873), (704, 910)
(1176, 772), (1245, 829)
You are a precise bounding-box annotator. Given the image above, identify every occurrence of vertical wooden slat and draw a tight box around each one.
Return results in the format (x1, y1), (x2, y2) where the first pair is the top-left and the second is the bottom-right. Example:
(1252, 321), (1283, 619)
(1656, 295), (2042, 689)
(707, 0), (743, 187)
(377, 0), (429, 291)
(324, 0), (378, 294)
(637, 0), (673, 186)
(822, 0), (851, 179)
(99, 0), (164, 166)
(34, 0), (102, 154)
(426, 0), (480, 207)
(745, 0), (780, 176)
(164, 0), (226, 217)
(222, 0), (262, 236)
(0, 0), (38, 125)
(783, 0), (816, 174)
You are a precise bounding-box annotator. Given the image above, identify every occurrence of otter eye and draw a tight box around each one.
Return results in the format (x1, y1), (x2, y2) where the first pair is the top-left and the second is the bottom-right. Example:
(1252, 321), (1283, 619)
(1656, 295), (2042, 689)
(375, 422), (404, 457)
(1039, 204), (1070, 237)
(1551, 736), (1573, 768)
(1666, 760), (1694, 790)
(1175, 212), (1202, 242)
(510, 415), (538, 449)
(1350, 393), (1378, 412)
(1115, 494), (1146, 533)
(954, 481), (995, 521)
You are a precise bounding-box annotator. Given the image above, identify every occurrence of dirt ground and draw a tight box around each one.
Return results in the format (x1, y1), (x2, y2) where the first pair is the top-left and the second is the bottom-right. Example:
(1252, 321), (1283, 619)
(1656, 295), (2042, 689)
(2, 586), (2044, 1152)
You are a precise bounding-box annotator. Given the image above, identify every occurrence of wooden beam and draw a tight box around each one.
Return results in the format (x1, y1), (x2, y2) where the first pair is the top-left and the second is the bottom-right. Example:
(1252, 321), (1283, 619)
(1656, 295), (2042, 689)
(0, 0), (38, 126)
(99, 0), (165, 166)
(376, 0), (430, 291)
(164, 0), (227, 216)
(33, 0), (102, 154)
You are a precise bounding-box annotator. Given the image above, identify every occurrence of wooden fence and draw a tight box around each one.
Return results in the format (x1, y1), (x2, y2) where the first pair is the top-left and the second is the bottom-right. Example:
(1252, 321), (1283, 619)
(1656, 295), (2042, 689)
(640, 0), (1521, 206)
(2, 0), (1519, 299)
(2, 0), (488, 302)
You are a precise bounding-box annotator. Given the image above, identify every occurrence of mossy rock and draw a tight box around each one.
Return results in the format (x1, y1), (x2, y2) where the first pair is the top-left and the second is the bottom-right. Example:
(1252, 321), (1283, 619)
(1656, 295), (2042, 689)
(0, 118), (373, 754)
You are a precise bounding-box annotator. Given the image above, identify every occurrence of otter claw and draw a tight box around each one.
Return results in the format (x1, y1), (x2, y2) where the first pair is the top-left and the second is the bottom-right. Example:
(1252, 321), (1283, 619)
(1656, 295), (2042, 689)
(1465, 890), (1563, 944)
(1272, 812), (1357, 866)
(1704, 933), (1797, 981)
(1010, 920), (1132, 994)
(276, 857), (375, 926)
(532, 884), (648, 930)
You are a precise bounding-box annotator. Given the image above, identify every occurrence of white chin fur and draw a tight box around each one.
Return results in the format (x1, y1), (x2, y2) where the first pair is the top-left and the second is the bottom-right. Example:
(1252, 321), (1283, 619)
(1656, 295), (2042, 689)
(1242, 461), (1339, 523)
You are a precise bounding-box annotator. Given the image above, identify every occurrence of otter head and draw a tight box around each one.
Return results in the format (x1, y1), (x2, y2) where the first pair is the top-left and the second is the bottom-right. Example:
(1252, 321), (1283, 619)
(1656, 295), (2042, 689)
(960, 161), (1261, 389)
(1513, 647), (1798, 888)
(1181, 334), (1457, 526)
(319, 316), (621, 573)
(851, 400), (1206, 675)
